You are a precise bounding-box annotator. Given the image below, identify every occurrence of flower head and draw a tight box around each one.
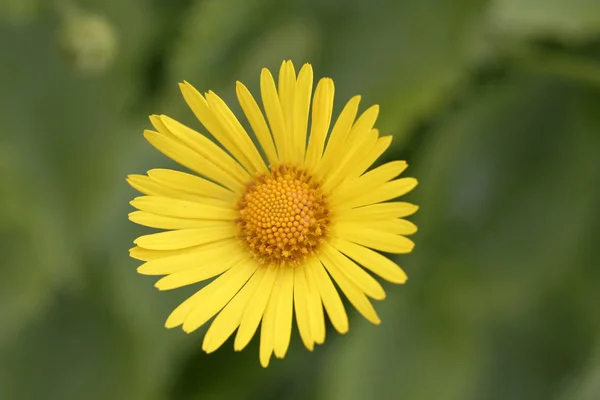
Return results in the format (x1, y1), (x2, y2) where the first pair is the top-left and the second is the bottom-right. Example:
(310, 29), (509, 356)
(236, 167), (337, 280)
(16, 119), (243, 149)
(128, 60), (418, 367)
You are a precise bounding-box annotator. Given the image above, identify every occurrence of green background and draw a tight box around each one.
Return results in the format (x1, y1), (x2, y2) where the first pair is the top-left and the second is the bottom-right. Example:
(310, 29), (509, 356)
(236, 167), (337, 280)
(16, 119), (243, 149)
(1, 0), (600, 399)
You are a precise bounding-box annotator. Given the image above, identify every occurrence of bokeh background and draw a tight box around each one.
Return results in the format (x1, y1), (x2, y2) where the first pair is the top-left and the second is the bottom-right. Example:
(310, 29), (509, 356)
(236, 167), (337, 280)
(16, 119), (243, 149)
(1, 0), (600, 399)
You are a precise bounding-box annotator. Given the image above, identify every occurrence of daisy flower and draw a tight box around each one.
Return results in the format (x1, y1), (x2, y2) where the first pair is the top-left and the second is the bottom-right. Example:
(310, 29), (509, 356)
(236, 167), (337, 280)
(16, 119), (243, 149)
(128, 60), (418, 367)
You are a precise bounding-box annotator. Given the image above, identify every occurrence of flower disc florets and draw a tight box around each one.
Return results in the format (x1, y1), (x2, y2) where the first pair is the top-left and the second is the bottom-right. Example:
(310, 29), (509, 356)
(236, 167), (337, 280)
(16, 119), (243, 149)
(237, 165), (330, 266)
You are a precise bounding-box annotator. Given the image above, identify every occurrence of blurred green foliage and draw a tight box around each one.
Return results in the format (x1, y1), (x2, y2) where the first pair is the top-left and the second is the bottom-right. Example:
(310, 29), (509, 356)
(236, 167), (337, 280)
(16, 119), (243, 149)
(1, 0), (600, 399)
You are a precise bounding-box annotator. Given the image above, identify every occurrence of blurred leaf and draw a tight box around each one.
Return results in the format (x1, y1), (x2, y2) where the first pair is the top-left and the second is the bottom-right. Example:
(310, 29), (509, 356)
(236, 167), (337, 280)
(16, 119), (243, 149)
(165, 0), (278, 108)
(309, 0), (490, 143)
(317, 297), (483, 400)
(0, 139), (78, 347)
(0, 0), (38, 25)
(561, 344), (600, 400)
(489, 0), (600, 42)
(317, 74), (600, 399)
(0, 276), (139, 400)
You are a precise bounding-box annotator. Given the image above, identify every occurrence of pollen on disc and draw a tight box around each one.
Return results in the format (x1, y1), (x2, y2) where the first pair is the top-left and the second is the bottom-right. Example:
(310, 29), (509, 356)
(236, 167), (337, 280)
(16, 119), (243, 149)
(237, 165), (330, 266)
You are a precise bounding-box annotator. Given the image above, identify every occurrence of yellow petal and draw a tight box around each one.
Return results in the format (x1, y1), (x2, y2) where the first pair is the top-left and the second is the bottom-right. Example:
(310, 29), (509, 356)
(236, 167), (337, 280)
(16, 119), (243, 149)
(143, 130), (244, 193)
(303, 261), (326, 344)
(336, 202), (419, 221)
(322, 124), (380, 193)
(234, 266), (278, 351)
(273, 266), (294, 359)
(149, 114), (172, 138)
(320, 243), (386, 300)
(159, 115), (253, 182)
(331, 161), (408, 206)
(147, 168), (236, 201)
(316, 95), (361, 178)
(360, 218), (418, 236)
(130, 246), (159, 261)
(137, 239), (241, 275)
(178, 82), (257, 175)
(261, 68), (288, 163)
(319, 251), (381, 325)
(344, 177), (418, 209)
(130, 196), (237, 220)
(333, 224), (415, 254)
(259, 268), (281, 368)
(154, 250), (247, 291)
(182, 257), (258, 333)
(134, 226), (236, 250)
(127, 174), (205, 204)
(165, 258), (251, 328)
(305, 78), (335, 170)
(308, 257), (348, 334)
(236, 81), (279, 165)
(128, 211), (227, 230)
(293, 266), (314, 351)
(330, 237), (407, 284)
(130, 243), (226, 262)
(291, 63), (313, 163)
(205, 91), (267, 174)
(344, 135), (393, 180)
(202, 266), (267, 354)
(278, 60), (296, 162)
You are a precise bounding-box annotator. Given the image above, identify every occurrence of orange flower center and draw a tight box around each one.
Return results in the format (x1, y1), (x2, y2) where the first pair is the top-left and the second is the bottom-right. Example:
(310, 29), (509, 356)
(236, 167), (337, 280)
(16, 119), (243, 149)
(237, 165), (330, 266)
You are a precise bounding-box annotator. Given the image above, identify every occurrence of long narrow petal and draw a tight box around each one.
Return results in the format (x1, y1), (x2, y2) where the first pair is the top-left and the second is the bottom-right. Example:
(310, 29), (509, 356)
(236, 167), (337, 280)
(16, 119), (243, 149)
(316, 96), (361, 178)
(159, 115), (253, 182)
(147, 168), (236, 201)
(323, 105), (379, 188)
(236, 81), (278, 165)
(165, 258), (251, 328)
(305, 78), (334, 170)
(333, 223), (415, 254)
(342, 135), (392, 181)
(291, 63), (313, 163)
(293, 266), (314, 351)
(319, 251), (381, 325)
(130, 245), (217, 262)
(234, 266), (279, 351)
(137, 239), (241, 275)
(202, 266), (267, 354)
(128, 211), (227, 230)
(278, 60), (296, 162)
(336, 202), (419, 221)
(343, 178), (418, 209)
(321, 243), (386, 300)
(308, 257), (349, 334)
(143, 130), (244, 193)
(303, 261), (326, 344)
(322, 124), (380, 193)
(330, 237), (407, 284)
(134, 226), (236, 250)
(178, 82), (257, 174)
(182, 257), (258, 333)
(358, 218), (418, 236)
(130, 196), (237, 220)
(331, 161), (408, 206)
(273, 267), (294, 358)
(205, 91), (267, 174)
(127, 175), (231, 208)
(154, 250), (247, 291)
(259, 268), (281, 368)
(261, 68), (289, 163)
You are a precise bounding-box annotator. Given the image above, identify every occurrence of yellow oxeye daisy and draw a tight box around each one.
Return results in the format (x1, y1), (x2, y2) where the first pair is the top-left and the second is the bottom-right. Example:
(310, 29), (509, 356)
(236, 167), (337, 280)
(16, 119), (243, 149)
(127, 60), (418, 367)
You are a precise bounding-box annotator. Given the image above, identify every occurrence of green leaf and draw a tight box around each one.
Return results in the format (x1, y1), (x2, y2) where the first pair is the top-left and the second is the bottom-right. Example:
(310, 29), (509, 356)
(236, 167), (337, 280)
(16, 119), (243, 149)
(317, 74), (600, 399)
(489, 0), (600, 42)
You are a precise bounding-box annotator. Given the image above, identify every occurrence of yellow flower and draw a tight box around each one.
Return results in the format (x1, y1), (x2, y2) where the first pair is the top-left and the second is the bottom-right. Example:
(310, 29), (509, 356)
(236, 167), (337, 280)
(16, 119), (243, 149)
(127, 60), (418, 367)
